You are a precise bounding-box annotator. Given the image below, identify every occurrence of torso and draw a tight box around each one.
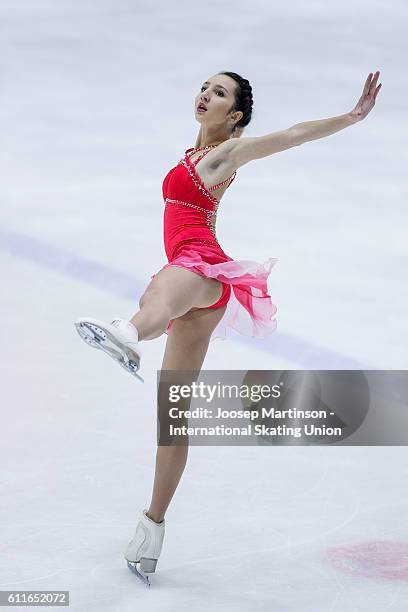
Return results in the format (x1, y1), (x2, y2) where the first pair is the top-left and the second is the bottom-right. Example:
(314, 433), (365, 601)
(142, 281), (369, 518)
(186, 146), (236, 204)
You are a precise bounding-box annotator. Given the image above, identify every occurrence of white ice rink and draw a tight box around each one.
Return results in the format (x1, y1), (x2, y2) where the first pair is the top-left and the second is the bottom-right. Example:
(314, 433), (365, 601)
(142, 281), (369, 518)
(1, 1), (407, 610)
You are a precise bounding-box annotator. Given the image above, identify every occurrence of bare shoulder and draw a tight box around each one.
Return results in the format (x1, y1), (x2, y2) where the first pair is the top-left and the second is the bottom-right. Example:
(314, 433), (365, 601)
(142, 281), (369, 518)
(193, 140), (237, 189)
(194, 129), (301, 192)
(205, 129), (300, 174)
(228, 129), (301, 170)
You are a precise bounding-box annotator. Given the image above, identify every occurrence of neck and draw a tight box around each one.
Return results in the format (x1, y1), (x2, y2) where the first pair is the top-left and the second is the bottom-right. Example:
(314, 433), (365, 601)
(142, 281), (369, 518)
(194, 126), (232, 149)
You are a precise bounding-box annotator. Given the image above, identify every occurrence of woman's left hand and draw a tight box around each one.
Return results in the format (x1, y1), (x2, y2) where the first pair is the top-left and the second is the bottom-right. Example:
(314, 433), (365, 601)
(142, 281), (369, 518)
(350, 71), (382, 122)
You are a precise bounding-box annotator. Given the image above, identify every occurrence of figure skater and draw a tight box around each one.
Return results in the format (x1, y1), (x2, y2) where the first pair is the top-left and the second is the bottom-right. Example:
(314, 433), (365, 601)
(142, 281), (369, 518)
(74, 70), (382, 582)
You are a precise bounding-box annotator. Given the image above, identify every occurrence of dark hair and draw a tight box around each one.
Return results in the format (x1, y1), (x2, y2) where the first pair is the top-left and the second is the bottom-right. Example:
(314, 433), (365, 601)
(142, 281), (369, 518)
(219, 71), (254, 133)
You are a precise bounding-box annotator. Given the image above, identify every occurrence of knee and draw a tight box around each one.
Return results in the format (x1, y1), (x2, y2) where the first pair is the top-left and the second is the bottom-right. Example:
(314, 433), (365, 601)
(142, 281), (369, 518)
(139, 286), (161, 309)
(138, 293), (147, 308)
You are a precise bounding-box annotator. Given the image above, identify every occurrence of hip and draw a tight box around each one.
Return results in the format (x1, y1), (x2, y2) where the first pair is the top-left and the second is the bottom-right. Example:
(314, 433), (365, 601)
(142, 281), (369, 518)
(165, 236), (228, 262)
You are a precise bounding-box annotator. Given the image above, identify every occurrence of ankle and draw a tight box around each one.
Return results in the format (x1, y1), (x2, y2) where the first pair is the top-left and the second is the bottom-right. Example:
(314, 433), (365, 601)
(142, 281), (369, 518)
(146, 509), (164, 524)
(128, 320), (141, 340)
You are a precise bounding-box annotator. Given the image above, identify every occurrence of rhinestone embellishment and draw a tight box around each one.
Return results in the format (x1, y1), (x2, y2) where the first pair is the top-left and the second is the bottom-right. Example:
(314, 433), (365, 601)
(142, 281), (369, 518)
(208, 172), (236, 192)
(175, 237), (219, 249)
(180, 157), (220, 206)
(165, 197), (218, 239)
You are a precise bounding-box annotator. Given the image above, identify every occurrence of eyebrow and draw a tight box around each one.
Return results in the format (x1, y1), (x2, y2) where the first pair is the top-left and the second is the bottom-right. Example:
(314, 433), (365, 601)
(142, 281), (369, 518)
(202, 81), (229, 93)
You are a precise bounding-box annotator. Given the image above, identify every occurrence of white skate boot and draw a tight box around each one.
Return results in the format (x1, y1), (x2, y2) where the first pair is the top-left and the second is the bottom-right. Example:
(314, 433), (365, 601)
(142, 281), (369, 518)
(74, 317), (143, 381)
(124, 509), (165, 586)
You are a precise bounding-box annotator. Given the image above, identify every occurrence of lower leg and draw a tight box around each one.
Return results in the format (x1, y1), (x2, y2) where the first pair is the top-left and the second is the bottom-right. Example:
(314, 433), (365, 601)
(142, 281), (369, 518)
(146, 336), (211, 522)
(146, 445), (189, 523)
(129, 295), (172, 341)
(129, 283), (199, 342)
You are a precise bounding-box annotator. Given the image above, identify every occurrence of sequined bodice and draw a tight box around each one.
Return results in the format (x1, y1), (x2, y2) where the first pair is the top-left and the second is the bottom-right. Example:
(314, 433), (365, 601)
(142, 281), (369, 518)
(162, 148), (236, 260)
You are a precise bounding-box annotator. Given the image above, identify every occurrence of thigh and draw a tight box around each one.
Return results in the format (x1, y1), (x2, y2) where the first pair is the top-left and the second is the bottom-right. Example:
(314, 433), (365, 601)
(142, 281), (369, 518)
(160, 305), (227, 371)
(158, 306), (226, 444)
(143, 265), (223, 310)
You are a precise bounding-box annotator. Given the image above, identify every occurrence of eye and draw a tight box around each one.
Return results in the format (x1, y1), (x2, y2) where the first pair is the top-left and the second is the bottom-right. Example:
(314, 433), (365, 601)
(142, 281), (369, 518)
(200, 86), (225, 97)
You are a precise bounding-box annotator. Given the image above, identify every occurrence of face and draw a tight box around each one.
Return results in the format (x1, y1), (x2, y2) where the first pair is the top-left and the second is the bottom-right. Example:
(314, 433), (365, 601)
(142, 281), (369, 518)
(194, 74), (242, 132)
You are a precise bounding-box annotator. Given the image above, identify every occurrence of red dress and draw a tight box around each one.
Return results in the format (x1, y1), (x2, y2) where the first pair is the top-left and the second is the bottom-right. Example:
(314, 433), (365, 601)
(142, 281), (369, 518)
(152, 146), (278, 341)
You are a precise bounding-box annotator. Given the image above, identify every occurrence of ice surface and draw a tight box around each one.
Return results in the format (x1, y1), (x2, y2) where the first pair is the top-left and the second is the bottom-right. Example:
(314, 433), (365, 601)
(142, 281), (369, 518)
(1, 1), (407, 610)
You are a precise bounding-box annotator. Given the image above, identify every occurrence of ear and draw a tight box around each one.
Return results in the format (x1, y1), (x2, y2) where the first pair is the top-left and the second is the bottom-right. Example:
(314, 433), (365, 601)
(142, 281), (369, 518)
(234, 110), (244, 125)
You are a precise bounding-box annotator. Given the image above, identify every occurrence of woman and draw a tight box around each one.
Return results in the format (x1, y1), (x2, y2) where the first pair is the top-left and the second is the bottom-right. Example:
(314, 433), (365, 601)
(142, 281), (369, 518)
(74, 70), (382, 581)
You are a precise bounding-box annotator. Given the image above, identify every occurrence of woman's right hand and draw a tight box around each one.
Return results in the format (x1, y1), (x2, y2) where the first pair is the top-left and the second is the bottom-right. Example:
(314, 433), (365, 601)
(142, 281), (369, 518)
(350, 70), (382, 122)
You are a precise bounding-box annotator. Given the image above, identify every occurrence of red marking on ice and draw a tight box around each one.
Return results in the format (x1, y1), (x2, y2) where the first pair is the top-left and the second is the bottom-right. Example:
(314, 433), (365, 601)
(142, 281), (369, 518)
(324, 541), (408, 581)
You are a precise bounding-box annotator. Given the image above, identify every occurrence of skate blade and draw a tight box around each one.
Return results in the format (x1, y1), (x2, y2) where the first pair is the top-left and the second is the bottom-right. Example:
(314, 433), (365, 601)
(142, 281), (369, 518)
(118, 360), (144, 382)
(126, 560), (151, 586)
(75, 322), (143, 382)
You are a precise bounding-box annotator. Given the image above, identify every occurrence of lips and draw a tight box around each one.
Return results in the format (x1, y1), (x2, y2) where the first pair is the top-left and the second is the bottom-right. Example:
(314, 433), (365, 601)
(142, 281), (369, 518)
(197, 104), (207, 111)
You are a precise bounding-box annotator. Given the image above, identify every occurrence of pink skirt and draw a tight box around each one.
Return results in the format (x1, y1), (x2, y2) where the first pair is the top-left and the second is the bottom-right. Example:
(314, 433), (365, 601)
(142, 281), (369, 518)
(151, 242), (278, 342)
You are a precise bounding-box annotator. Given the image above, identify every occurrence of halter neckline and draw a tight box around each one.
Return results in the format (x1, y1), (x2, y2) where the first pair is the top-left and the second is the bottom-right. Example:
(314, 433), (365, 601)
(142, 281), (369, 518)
(185, 144), (219, 155)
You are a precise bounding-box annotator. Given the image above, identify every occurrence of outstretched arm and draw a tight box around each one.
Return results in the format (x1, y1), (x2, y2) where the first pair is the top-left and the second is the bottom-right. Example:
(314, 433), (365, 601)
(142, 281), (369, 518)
(228, 71), (382, 169)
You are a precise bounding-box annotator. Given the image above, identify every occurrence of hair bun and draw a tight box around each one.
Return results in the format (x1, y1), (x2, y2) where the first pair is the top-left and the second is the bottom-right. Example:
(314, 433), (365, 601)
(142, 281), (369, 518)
(220, 71), (254, 130)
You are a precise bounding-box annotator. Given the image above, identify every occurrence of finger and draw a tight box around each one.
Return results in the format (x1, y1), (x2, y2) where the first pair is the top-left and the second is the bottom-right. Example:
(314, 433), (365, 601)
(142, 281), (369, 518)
(374, 83), (382, 100)
(369, 71), (380, 94)
(363, 73), (373, 96)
